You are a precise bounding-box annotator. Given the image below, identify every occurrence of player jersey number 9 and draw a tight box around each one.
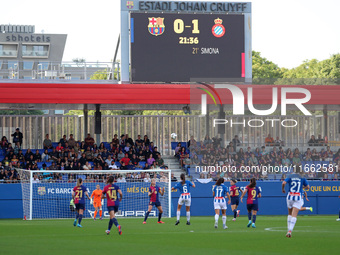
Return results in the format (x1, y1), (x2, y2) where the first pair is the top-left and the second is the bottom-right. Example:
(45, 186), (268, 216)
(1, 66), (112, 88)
(290, 181), (301, 193)
(251, 189), (257, 200)
(75, 190), (83, 199)
(108, 189), (117, 200)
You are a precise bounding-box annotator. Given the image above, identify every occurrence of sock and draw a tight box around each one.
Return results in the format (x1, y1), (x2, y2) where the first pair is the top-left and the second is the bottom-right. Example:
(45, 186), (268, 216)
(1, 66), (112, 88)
(215, 214), (219, 223)
(144, 211), (150, 222)
(252, 215), (256, 223)
(99, 210), (102, 218)
(289, 217), (297, 232)
(177, 211), (180, 221)
(75, 212), (79, 220)
(222, 216), (226, 226)
(287, 215), (292, 230)
(305, 207), (310, 210)
(158, 213), (163, 222)
(78, 214), (83, 225)
(248, 211), (251, 221)
(108, 218), (113, 231)
(112, 218), (119, 227)
(94, 211), (97, 219)
(186, 212), (190, 222)
(233, 209), (237, 218)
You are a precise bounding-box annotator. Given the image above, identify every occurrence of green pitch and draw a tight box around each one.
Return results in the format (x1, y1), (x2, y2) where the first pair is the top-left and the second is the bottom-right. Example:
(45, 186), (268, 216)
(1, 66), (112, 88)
(0, 216), (339, 255)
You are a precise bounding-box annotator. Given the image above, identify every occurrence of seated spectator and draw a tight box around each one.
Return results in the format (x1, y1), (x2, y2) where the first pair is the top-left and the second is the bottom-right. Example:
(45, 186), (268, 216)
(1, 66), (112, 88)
(32, 150), (41, 162)
(143, 163), (151, 170)
(83, 161), (92, 170)
(125, 134), (134, 148)
(171, 173), (177, 182)
(143, 173), (151, 182)
(85, 147), (93, 161)
(152, 147), (160, 159)
(274, 136), (284, 146)
(135, 135), (143, 147)
(160, 172), (168, 182)
(265, 134), (274, 146)
(56, 142), (64, 152)
(13, 141), (21, 155)
(311, 148), (320, 161)
(281, 155), (291, 166)
(179, 147), (189, 168)
(1, 136), (9, 149)
(308, 135), (318, 146)
(147, 154), (155, 166)
(292, 153), (301, 167)
(109, 160), (119, 169)
(59, 135), (67, 148)
(41, 149), (50, 162)
(43, 134), (53, 149)
(248, 153), (258, 166)
(67, 134), (76, 148)
(117, 175), (126, 183)
(110, 134), (119, 150)
(117, 150), (125, 160)
(325, 146), (333, 161)
(188, 136), (196, 148)
(11, 128), (23, 146)
(260, 146), (268, 157)
(24, 149), (34, 162)
(143, 135), (150, 146)
(94, 162), (102, 170)
(120, 153), (130, 166)
(85, 133), (95, 148)
(317, 134), (325, 146)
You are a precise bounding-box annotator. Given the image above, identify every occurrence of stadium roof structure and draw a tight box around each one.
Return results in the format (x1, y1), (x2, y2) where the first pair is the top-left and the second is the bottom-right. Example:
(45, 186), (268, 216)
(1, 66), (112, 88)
(0, 82), (340, 111)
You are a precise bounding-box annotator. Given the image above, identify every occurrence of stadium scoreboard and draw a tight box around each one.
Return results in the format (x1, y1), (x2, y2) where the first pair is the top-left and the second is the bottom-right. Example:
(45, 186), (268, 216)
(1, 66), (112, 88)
(121, 0), (252, 83)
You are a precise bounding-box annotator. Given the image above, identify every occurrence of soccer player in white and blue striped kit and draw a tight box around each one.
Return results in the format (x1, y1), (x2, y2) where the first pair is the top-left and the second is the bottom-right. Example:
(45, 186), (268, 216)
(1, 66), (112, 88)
(282, 173), (310, 238)
(213, 178), (230, 229)
(172, 174), (195, 225)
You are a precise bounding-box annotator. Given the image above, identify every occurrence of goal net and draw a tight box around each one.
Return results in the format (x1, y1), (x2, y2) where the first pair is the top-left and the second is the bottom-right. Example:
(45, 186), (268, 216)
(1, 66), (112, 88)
(16, 169), (171, 220)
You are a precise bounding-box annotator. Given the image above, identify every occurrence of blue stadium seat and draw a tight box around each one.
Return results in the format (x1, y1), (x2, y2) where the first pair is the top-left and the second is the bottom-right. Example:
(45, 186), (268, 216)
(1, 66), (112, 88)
(52, 142), (58, 148)
(103, 142), (111, 150)
(171, 142), (187, 150)
(139, 161), (146, 167)
(115, 161), (121, 167)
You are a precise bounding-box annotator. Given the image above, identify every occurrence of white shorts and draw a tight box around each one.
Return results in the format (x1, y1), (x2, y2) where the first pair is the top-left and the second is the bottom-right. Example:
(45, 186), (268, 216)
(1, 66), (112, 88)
(214, 198), (227, 210)
(178, 194), (191, 206)
(286, 198), (304, 210)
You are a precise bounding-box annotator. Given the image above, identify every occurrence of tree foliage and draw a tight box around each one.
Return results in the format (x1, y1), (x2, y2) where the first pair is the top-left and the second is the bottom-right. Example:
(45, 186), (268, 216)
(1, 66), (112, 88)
(0, 110), (44, 115)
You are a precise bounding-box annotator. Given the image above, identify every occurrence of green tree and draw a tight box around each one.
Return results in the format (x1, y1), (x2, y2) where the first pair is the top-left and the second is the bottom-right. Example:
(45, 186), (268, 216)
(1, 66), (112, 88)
(252, 51), (286, 84)
(0, 110), (44, 115)
(276, 54), (340, 85)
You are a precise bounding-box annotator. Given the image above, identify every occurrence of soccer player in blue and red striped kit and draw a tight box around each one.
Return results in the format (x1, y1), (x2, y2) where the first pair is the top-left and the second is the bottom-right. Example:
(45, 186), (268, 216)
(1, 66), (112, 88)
(143, 178), (165, 224)
(102, 176), (123, 235)
(72, 178), (91, 228)
(240, 178), (261, 228)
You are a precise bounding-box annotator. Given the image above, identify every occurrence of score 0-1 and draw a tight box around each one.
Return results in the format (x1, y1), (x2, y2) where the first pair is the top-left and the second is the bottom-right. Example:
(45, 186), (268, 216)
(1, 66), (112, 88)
(174, 19), (200, 45)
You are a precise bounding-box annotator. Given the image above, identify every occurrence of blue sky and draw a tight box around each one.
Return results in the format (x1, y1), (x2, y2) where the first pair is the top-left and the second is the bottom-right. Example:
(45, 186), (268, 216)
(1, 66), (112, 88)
(2, 0), (340, 68)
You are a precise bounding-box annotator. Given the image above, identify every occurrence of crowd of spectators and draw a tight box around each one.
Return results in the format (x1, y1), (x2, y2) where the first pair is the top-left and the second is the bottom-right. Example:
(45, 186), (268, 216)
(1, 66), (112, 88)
(174, 134), (339, 181)
(0, 132), (172, 183)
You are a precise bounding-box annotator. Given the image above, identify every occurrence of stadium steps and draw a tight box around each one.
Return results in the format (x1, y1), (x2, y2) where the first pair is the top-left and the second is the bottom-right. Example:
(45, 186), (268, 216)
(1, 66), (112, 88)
(162, 156), (187, 178)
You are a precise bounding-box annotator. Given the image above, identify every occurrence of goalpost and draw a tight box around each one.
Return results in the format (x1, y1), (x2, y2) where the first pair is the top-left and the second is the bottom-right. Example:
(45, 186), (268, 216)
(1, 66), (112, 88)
(16, 169), (171, 220)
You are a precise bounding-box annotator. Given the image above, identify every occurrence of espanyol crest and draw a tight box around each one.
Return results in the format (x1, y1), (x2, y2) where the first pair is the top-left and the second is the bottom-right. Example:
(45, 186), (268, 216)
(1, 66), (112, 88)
(148, 17), (165, 36)
(38, 186), (46, 196)
(212, 18), (225, 38)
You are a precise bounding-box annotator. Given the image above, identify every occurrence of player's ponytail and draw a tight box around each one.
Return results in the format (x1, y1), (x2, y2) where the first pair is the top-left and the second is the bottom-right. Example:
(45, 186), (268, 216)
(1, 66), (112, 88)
(107, 176), (114, 184)
(215, 177), (224, 186)
(248, 177), (256, 189)
(180, 173), (185, 184)
(77, 178), (83, 187)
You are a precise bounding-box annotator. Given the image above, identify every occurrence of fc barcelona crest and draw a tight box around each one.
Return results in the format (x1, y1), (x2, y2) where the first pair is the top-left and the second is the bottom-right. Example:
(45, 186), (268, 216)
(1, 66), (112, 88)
(38, 186), (46, 196)
(148, 17), (165, 36)
(126, 1), (134, 9)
